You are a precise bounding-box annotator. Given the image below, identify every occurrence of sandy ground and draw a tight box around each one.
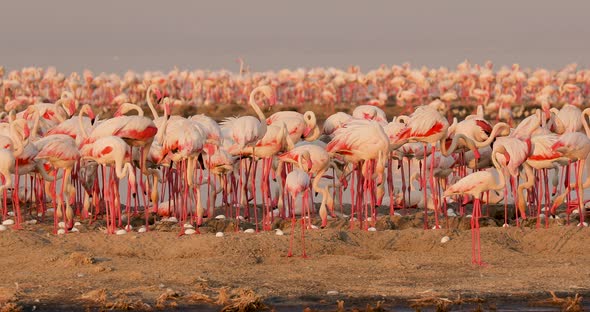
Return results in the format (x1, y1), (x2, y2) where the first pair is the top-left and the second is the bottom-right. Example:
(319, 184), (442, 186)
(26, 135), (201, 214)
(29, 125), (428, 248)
(0, 206), (589, 311)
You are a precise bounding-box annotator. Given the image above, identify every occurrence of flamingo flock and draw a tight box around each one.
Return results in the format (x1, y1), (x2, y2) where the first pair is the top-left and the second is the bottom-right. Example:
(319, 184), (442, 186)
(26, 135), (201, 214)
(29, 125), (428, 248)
(0, 61), (590, 265)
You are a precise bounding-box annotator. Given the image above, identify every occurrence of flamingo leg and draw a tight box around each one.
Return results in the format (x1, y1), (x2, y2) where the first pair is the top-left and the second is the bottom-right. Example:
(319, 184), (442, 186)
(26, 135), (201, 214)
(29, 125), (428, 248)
(422, 144), (429, 229)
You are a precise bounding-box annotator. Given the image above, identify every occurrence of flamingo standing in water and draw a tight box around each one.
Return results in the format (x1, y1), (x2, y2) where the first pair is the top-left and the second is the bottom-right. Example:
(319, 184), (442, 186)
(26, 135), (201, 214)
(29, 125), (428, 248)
(352, 105), (388, 125)
(322, 112), (352, 137)
(158, 116), (207, 227)
(238, 121), (292, 229)
(46, 104), (96, 146)
(444, 146), (508, 265)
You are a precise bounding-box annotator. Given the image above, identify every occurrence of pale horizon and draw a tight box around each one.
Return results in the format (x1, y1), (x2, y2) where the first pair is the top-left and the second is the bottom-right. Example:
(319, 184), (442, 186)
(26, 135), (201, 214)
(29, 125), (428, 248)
(1, 0), (589, 74)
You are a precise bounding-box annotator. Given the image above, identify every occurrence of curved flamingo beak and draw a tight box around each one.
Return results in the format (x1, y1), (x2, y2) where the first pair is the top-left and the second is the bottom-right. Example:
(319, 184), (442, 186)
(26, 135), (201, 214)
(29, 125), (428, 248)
(87, 108), (96, 121)
(155, 88), (163, 100)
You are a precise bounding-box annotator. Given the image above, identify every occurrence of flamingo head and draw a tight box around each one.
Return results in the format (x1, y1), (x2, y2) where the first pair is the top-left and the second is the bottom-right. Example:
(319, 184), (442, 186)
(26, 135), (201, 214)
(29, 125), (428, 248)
(163, 97), (171, 118)
(154, 87), (163, 101)
(23, 123), (30, 138)
(258, 85), (276, 107)
(66, 99), (78, 117)
(82, 105), (96, 121)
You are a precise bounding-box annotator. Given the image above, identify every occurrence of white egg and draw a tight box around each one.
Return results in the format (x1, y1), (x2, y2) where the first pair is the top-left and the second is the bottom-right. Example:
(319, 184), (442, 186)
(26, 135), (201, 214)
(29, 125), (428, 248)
(215, 232), (225, 237)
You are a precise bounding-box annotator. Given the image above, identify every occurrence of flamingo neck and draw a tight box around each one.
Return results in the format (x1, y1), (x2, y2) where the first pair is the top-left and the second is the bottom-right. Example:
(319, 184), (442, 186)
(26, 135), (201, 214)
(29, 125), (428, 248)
(146, 85), (160, 120)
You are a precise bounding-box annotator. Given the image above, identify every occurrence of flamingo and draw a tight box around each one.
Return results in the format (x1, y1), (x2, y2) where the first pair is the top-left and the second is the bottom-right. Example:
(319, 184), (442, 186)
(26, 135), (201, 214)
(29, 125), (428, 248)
(35, 135), (80, 232)
(279, 143), (333, 227)
(285, 168), (311, 258)
(322, 112), (352, 137)
(444, 145), (508, 265)
(80, 136), (137, 233)
(326, 119), (389, 229)
(221, 86), (275, 223)
(550, 132), (590, 226)
(221, 85), (276, 153)
(267, 110), (320, 143)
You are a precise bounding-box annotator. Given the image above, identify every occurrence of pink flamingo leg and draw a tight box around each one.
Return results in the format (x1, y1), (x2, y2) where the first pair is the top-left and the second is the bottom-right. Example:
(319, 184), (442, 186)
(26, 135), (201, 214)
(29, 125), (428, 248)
(301, 190), (309, 258)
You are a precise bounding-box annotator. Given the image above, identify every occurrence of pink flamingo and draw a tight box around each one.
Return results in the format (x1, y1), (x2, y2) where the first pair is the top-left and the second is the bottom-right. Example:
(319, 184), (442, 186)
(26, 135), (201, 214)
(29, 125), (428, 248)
(46, 104), (96, 146)
(444, 146), (507, 265)
(279, 143), (333, 227)
(157, 116), (206, 228)
(285, 168), (311, 258)
(35, 134), (80, 232)
(352, 105), (388, 125)
(326, 119), (389, 229)
(267, 110), (320, 143)
(80, 136), (137, 233)
(221, 86), (275, 223)
(322, 112), (352, 137)
(391, 105), (449, 229)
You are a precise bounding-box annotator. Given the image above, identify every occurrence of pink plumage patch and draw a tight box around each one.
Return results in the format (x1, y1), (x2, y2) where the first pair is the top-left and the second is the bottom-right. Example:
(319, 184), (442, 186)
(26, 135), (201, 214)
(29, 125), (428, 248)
(476, 120), (492, 135)
(398, 122), (444, 140)
(100, 146), (113, 156)
(42, 110), (55, 120)
(115, 126), (157, 140)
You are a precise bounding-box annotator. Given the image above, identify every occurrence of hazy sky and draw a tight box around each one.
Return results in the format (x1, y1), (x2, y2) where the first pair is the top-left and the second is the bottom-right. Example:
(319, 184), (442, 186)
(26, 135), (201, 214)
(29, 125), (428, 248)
(1, 0), (588, 73)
